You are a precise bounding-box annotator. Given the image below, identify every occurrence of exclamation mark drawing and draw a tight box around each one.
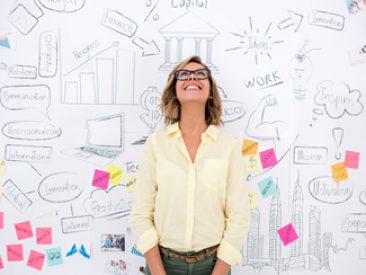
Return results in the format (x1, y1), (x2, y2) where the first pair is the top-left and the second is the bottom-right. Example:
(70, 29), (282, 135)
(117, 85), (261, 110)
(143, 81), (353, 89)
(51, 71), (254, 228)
(332, 127), (344, 160)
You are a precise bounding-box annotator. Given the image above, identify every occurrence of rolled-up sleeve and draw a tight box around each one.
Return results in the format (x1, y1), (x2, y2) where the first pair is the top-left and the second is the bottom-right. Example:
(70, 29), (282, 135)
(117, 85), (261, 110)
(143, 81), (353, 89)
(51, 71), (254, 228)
(217, 140), (251, 265)
(129, 135), (160, 254)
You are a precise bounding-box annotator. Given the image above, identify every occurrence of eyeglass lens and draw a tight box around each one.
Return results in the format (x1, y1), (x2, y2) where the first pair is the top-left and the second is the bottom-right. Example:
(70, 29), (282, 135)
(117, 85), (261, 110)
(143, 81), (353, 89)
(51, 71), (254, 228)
(176, 69), (209, 80)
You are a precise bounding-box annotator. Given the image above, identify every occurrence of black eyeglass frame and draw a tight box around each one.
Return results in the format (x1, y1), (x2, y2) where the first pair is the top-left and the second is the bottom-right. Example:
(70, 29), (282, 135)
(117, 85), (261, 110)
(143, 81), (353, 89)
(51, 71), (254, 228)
(175, 69), (210, 81)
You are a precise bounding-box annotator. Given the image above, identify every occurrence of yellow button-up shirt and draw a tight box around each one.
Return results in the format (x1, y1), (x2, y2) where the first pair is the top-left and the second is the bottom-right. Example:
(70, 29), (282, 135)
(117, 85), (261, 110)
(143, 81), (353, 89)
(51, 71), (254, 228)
(129, 122), (251, 265)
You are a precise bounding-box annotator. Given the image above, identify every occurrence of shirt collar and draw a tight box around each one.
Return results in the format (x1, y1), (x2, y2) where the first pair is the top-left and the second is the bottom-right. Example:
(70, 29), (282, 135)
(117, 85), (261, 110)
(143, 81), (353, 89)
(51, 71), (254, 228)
(166, 122), (218, 141)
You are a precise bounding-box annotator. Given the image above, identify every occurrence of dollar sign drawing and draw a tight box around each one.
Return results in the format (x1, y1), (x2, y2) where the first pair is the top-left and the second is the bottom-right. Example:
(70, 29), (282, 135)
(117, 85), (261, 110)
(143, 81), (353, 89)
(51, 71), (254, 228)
(140, 87), (162, 133)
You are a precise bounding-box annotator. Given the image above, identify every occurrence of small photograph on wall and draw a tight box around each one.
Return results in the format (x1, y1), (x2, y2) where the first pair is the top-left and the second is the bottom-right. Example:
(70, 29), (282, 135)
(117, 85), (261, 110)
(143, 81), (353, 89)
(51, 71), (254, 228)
(101, 234), (125, 252)
(104, 258), (129, 274)
(345, 0), (366, 14)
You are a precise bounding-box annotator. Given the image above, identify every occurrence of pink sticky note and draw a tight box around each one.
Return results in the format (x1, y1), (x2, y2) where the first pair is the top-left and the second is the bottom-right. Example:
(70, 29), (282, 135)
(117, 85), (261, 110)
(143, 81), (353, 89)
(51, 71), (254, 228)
(0, 255), (4, 269)
(14, 221), (33, 240)
(7, 244), (24, 261)
(27, 250), (45, 270)
(0, 212), (3, 229)
(345, 150), (360, 169)
(260, 148), (278, 169)
(36, 227), (52, 244)
(278, 223), (298, 246)
(92, 169), (110, 190)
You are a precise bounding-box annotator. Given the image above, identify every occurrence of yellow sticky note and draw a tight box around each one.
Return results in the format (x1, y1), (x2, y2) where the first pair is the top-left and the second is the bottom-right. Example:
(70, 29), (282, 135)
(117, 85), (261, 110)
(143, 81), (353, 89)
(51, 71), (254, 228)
(0, 160), (6, 176)
(242, 139), (258, 156)
(244, 155), (261, 172)
(125, 174), (137, 192)
(248, 192), (258, 208)
(331, 162), (348, 182)
(107, 164), (125, 186)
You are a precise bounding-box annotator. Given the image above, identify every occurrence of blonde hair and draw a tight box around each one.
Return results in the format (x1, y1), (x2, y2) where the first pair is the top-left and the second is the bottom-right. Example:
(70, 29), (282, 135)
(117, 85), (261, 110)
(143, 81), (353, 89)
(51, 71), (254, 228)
(160, 55), (223, 126)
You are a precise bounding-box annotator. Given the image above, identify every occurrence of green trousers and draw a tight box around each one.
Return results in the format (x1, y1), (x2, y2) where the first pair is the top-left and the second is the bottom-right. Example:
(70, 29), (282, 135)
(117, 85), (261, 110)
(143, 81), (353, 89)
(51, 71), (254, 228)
(146, 252), (231, 275)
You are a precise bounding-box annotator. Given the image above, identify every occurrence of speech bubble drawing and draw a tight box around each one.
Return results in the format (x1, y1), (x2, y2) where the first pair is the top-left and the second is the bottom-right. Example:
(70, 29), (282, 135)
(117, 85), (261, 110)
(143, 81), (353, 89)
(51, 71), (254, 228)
(38, 172), (83, 203)
(0, 85), (51, 117)
(308, 176), (353, 204)
(2, 121), (61, 140)
(38, 0), (85, 12)
(314, 81), (364, 119)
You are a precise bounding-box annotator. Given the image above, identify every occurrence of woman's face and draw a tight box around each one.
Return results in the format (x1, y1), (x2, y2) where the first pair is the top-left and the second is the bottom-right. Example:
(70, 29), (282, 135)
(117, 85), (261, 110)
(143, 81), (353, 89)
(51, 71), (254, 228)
(175, 62), (210, 106)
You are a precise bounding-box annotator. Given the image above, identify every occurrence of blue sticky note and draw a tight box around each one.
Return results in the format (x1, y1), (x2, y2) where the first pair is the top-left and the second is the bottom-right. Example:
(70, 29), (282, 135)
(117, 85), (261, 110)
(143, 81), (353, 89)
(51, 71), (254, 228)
(0, 38), (10, 49)
(258, 176), (277, 198)
(46, 247), (63, 266)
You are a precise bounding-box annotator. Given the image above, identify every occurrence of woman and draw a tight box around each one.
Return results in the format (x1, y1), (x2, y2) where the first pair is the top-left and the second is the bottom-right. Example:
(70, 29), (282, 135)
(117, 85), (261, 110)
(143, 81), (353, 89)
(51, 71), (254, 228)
(129, 55), (251, 275)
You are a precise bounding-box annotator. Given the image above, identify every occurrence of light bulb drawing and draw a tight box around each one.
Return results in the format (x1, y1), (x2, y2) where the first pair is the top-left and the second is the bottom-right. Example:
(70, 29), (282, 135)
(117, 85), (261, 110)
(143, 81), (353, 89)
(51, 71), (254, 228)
(226, 17), (284, 65)
(288, 41), (320, 100)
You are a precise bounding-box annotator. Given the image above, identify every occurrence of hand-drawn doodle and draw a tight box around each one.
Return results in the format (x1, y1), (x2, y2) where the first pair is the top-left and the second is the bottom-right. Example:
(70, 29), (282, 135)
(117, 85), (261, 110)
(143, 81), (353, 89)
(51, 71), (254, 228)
(314, 81), (364, 119)
(360, 246), (366, 260)
(293, 146), (328, 165)
(2, 120), (61, 140)
(83, 185), (133, 219)
(62, 41), (136, 105)
(145, 0), (160, 22)
(171, 0), (208, 10)
(2, 179), (32, 212)
(342, 213), (366, 233)
(289, 41), (320, 100)
(19, 0), (44, 18)
(0, 84), (51, 118)
(277, 10), (303, 32)
(221, 100), (246, 123)
(8, 4), (38, 35)
(101, 10), (138, 38)
(226, 17), (284, 65)
(5, 144), (52, 163)
(38, 172), (83, 203)
(243, 70), (283, 91)
(308, 10), (345, 31)
(39, 31), (57, 78)
(245, 94), (298, 174)
(132, 37), (160, 56)
(332, 127), (344, 160)
(61, 215), (94, 234)
(308, 176), (353, 204)
(8, 65), (37, 79)
(359, 189), (366, 205)
(38, 0), (85, 13)
(140, 86), (162, 133)
(159, 12), (219, 70)
(61, 113), (125, 167)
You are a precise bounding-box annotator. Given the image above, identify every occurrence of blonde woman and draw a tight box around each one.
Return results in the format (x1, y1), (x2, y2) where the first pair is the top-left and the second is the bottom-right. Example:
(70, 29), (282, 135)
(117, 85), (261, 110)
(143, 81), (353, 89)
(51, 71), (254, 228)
(129, 55), (250, 275)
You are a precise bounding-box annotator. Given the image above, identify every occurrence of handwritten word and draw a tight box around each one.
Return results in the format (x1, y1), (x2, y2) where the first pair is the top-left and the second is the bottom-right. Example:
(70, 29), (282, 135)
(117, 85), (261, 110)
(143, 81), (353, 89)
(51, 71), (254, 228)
(73, 40), (100, 59)
(171, 0), (208, 9)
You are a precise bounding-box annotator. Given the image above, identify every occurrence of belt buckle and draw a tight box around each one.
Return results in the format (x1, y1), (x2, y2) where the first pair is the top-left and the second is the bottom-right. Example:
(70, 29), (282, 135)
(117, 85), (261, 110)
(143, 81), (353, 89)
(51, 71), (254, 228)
(185, 255), (198, 264)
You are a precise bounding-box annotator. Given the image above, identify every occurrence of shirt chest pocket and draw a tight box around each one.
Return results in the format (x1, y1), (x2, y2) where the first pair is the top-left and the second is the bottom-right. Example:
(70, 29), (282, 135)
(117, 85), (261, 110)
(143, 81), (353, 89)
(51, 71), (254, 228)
(203, 159), (228, 191)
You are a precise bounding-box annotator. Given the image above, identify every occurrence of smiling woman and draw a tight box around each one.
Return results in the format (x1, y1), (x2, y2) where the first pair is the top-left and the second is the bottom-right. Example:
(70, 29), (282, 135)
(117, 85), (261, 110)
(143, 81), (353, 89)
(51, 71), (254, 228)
(129, 55), (251, 275)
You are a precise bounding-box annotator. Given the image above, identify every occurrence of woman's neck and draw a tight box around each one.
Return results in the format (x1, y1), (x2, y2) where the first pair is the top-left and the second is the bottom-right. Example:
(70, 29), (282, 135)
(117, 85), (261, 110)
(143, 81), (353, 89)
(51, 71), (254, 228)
(179, 104), (207, 136)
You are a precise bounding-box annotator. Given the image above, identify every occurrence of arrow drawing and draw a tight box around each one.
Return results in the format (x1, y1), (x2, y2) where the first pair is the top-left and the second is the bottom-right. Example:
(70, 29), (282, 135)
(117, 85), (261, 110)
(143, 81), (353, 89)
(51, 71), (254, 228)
(132, 36), (160, 56)
(277, 10), (303, 32)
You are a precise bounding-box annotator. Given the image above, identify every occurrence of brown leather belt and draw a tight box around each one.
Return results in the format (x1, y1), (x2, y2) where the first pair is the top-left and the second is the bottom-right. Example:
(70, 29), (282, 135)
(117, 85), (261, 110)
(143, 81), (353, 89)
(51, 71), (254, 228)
(159, 244), (219, 264)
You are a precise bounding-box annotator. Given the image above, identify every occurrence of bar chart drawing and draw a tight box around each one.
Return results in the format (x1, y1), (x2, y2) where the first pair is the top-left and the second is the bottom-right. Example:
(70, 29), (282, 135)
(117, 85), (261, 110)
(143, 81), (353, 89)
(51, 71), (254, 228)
(62, 42), (136, 105)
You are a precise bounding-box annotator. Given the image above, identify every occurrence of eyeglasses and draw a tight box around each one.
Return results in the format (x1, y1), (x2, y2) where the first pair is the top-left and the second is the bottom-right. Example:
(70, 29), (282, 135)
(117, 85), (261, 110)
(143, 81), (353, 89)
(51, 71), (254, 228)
(175, 69), (210, 80)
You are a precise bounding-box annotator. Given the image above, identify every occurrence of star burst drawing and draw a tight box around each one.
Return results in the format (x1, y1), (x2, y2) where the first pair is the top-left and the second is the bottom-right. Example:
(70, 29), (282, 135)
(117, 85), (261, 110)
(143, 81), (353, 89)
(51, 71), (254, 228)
(226, 17), (284, 65)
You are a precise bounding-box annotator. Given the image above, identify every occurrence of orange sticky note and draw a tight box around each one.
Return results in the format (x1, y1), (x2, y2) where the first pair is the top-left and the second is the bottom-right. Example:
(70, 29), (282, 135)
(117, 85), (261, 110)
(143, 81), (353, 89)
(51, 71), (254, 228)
(242, 139), (258, 156)
(331, 162), (348, 182)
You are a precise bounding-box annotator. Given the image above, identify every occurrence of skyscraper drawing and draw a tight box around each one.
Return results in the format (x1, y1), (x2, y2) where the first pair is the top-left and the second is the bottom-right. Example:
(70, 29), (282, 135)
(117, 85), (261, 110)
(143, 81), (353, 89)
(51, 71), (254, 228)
(291, 171), (303, 257)
(309, 205), (322, 270)
(269, 185), (281, 270)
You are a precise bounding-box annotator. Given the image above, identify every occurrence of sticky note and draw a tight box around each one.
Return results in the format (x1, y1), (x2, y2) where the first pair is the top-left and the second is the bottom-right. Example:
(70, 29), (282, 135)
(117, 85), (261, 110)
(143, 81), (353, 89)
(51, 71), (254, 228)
(131, 246), (144, 257)
(46, 247), (63, 266)
(278, 223), (298, 246)
(242, 139), (258, 156)
(260, 148), (277, 169)
(248, 192), (259, 208)
(107, 164), (125, 186)
(92, 169), (110, 190)
(0, 212), (3, 229)
(36, 227), (52, 244)
(27, 250), (45, 270)
(14, 221), (33, 240)
(244, 155), (261, 172)
(345, 150), (360, 169)
(0, 255), (3, 269)
(331, 162), (348, 182)
(125, 174), (137, 192)
(0, 160), (6, 176)
(258, 176), (277, 198)
(7, 244), (23, 261)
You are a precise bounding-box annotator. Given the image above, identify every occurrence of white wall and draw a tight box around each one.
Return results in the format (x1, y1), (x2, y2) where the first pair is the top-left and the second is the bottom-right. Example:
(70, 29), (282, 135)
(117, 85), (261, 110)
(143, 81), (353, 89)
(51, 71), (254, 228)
(0, 0), (366, 274)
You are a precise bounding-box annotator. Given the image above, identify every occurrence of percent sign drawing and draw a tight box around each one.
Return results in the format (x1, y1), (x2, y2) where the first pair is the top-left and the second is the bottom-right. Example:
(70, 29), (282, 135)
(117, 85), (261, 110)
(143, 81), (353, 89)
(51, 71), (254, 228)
(145, 0), (160, 22)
